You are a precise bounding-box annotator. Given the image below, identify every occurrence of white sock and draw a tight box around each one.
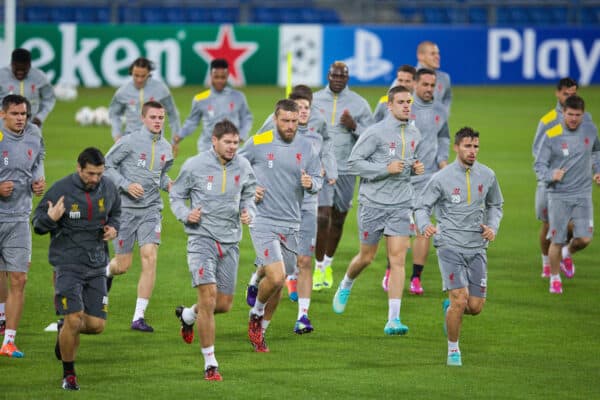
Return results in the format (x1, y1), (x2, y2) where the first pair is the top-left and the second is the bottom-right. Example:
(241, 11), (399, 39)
(315, 260), (325, 272)
(2, 329), (16, 346)
(388, 298), (401, 321)
(541, 255), (549, 266)
(182, 305), (197, 325)
(252, 300), (265, 316)
(261, 319), (270, 333)
(287, 273), (298, 281)
(106, 263), (112, 277)
(0, 303), (5, 321)
(201, 346), (218, 369)
(323, 255), (334, 268)
(562, 245), (571, 259)
(448, 340), (460, 354)
(298, 298), (310, 319)
(249, 271), (259, 286)
(133, 298), (149, 321)
(550, 274), (561, 282)
(340, 274), (354, 290)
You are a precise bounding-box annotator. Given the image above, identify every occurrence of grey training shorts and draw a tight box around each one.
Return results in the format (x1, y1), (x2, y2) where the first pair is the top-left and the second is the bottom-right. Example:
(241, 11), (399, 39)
(187, 235), (239, 295)
(436, 247), (487, 298)
(547, 196), (593, 244)
(0, 221), (31, 273)
(357, 204), (415, 245)
(298, 200), (318, 256)
(535, 183), (549, 222)
(113, 210), (162, 254)
(249, 224), (298, 275)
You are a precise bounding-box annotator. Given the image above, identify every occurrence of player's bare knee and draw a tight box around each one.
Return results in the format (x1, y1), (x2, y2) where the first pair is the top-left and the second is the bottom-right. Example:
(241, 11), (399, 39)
(215, 297), (233, 313)
(9, 272), (27, 290)
(578, 236), (592, 247)
(297, 256), (311, 271)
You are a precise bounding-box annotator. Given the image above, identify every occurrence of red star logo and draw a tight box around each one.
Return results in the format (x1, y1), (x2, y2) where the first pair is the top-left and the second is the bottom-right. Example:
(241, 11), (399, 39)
(193, 25), (258, 86)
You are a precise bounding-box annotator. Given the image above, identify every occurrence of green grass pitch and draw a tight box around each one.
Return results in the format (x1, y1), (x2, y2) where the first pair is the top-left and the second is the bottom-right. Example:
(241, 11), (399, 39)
(1, 84), (600, 399)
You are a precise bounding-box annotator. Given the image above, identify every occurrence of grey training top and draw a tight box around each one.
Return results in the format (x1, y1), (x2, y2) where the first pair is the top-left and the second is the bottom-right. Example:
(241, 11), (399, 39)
(532, 101), (593, 159)
(0, 124), (45, 222)
(177, 86), (253, 152)
(238, 128), (322, 229)
(0, 66), (56, 123)
(410, 94), (450, 186)
(313, 86), (374, 174)
(348, 115), (422, 208)
(169, 147), (257, 244)
(416, 63), (452, 114)
(108, 77), (181, 140)
(414, 160), (504, 252)
(534, 120), (600, 199)
(104, 126), (174, 213)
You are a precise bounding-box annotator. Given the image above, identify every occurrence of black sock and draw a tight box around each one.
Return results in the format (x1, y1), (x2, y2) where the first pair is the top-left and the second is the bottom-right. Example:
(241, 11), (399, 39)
(412, 264), (424, 279)
(63, 361), (75, 377)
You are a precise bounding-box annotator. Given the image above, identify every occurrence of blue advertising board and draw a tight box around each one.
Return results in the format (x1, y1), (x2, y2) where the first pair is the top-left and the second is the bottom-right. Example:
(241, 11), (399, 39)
(323, 26), (600, 86)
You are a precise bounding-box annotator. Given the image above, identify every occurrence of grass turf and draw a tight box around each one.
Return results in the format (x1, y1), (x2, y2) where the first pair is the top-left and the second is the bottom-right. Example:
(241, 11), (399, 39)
(1, 84), (599, 399)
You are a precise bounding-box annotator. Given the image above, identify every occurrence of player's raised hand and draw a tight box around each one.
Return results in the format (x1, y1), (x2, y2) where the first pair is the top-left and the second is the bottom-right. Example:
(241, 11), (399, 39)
(254, 186), (265, 203)
(340, 109), (357, 131)
(32, 178), (46, 196)
(103, 225), (117, 241)
(127, 182), (144, 199)
(480, 224), (496, 241)
(187, 207), (202, 224)
(552, 168), (566, 182)
(301, 169), (313, 189)
(422, 224), (437, 238)
(48, 196), (66, 221)
(413, 160), (425, 175)
(387, 160), (405, 174)
(0, 181), (14, 197)
(240, 208), (252, 225)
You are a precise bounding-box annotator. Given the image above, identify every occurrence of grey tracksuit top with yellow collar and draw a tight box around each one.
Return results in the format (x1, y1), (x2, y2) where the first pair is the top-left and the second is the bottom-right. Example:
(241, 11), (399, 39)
(108, 77), (181, 140)
(348, 115), (422, 209)
(313, 86), (374, 174)
(104, 126), (174, 214)
(169, 147), (257, 244)
(414, 160), (504, 252)
(238, 129), (322, 229)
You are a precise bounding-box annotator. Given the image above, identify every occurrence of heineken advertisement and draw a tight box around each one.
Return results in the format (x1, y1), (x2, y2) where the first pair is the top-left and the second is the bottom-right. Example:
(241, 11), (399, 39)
(11, 24), (279, 87)
(6, 23), (597, 86)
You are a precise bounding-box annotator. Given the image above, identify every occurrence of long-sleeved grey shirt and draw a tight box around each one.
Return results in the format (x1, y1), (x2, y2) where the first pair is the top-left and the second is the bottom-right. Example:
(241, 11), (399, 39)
(177, 86), (253, 152)
(348, 115), (422, 208)
(410, 95), (450, 186)
(0, 124), (45, 222)
(238, 129), (322, 229)
(169, 147), (256, 244)
(108, 77), (181, 140)
(313, 86), (374, 174)
(534, 120), (600, 199)
(258, 108), (338, 181)
(0, 67), (56, 123)
(32, 173), (121, 269)
(416, 63), (452, 114)
(414, 160), (504, 252)
(258, 110), (337, 208)
(532, 102), (593, 159)
(104, 126), (173, 214)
